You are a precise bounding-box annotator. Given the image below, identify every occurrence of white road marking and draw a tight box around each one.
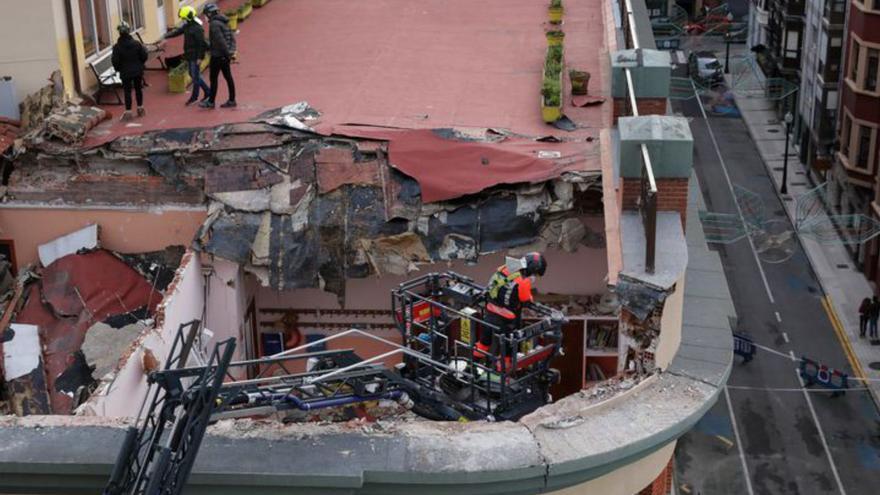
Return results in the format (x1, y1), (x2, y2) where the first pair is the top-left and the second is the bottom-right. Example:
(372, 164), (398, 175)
(789, 350), (796, 361)
(775, 311), (782, 323)
(796, 369), (847, 494)
(691, 80), (776, 304)
(724, 386), (756, 495)
(782, 332), (790, 343)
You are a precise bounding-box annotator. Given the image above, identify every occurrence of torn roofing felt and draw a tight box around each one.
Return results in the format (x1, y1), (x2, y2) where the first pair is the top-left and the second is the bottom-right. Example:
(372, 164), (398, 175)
(326, 127), (600, 203)
(11, 249), (164, 414)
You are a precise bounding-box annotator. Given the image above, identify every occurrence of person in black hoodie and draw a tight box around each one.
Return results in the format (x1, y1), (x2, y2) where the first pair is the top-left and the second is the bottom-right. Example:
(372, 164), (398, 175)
(160, 6), (210, 106)
(200, 3), (237, 109)
(111, 22), (148, 120)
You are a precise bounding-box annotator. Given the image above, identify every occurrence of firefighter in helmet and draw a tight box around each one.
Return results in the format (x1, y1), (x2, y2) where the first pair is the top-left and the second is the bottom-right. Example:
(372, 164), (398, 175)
(476, 252), (547, 360)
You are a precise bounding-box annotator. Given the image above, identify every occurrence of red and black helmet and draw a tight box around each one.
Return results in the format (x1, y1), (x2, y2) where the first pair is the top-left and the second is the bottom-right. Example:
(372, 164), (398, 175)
(522, 252), (547, 277)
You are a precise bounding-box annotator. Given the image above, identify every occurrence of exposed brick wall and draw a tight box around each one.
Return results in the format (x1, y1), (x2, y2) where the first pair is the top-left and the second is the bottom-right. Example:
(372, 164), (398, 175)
(8, 174), (204, 205)
(613, 97), (668, 122)
(621, 177), (688, 227)
(637, 458), (673, 495)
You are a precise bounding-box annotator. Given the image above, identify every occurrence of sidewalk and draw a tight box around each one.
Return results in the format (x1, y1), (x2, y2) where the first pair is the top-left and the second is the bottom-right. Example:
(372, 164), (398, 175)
(732, 79), (880, 404)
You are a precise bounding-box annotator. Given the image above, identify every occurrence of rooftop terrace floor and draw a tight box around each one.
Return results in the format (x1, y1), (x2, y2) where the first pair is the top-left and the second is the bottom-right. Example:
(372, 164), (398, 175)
(86, 0), (609, 147)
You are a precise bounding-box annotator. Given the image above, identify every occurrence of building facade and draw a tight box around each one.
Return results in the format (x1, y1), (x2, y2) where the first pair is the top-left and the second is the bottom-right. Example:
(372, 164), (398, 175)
(0, 0), (209, 109)
(749, 0), (771, 48)
(793, 0), (846, 176)
(765, 0), (806, 79)
(831, 0), (880, 282)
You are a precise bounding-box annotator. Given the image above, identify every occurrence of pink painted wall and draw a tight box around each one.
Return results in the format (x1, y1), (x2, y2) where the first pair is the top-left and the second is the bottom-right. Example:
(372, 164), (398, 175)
(0, 207), (206, 270)
(204, 256), (261, 377)
(78, 251), (206, 418)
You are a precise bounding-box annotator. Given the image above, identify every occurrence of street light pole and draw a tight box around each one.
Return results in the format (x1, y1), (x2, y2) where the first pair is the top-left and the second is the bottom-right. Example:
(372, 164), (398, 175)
(725, 34), (731, 74)
(725, 12), (734, 74)
(781, 112), (793, 195)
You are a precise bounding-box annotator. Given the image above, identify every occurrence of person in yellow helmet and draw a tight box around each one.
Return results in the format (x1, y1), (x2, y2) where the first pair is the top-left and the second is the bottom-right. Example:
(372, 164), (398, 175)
(159, 6), (210, 105)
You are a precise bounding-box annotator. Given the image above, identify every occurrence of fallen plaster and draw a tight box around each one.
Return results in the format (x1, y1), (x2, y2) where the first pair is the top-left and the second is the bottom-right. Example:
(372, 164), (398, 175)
(37, 223), (99, 267)
(2, 324), (40, 380)
(81, 321), (147, 383)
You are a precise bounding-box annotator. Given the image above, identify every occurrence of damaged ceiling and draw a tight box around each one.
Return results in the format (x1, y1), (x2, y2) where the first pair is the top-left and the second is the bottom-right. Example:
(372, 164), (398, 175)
(9, 104), (605, 299)
(191, 117), (603, 296)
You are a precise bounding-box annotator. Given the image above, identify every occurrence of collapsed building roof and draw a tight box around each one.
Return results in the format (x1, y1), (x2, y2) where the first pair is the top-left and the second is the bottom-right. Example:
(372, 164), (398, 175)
(0, 246), (182, 416)
(8, 104), (604, 297)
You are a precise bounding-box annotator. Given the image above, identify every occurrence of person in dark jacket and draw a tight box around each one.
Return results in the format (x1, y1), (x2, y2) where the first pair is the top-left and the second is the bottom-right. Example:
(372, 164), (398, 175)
(111, 22), (148, 121)
(200, 3), (237, 108)
(161, 5), (210, 105)
(859, 297), (871, 337)
(870, 296), (880, 340)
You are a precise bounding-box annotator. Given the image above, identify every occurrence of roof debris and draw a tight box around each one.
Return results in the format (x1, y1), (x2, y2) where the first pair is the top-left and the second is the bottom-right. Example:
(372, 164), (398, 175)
(0, 231), (183, 415)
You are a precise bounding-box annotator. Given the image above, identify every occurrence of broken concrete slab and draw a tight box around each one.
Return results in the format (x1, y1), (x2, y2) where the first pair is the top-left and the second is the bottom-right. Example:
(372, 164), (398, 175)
(81, 321), (145, 382)
(37, 224), (99, 268)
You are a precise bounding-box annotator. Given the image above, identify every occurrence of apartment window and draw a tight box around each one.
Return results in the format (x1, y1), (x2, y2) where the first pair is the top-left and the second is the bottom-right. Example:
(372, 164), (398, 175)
(120, 0), (145, 31)
(850, 40), (861, 81)
(857, 125), (874, 169)
(841, 114), (852, 157)
(867, 49), (879, 92)
(79, 0), (111, 58)
(785, 30), (800, 59)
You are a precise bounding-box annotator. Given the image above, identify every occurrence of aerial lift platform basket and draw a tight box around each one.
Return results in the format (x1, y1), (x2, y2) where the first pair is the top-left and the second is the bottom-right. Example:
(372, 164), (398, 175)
(105, 271), (566, 494)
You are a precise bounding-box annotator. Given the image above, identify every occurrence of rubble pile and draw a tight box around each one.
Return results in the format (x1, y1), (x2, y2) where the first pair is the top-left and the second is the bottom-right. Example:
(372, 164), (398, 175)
(0, 228), (183, 416)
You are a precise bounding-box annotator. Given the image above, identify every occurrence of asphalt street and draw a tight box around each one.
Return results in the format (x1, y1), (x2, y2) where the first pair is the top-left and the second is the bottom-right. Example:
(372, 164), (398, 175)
(672, 80), (880, 493)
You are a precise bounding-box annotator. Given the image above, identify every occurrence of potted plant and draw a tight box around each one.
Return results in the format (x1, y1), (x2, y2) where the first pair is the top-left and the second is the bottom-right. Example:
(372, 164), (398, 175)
(541, 45), (563, 122)
(541, 76), (562, 122)
(253, 0), (271, 7)
(238, 0), (254, 21)
(225, 9), (240, 30)
(569, 69), (590, 95)
(546, 29), (565, 47)
(168, 61), (191, 94)
(548, 0), (563, 24)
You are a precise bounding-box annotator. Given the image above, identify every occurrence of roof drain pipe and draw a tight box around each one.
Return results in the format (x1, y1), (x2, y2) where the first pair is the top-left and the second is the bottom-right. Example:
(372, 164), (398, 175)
(63, 0), (83, 96)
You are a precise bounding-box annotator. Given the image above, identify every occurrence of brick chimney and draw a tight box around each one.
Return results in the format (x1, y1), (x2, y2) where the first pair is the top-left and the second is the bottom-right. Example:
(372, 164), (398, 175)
(610, 48), (671, 122)
(618, 114), (694, 227)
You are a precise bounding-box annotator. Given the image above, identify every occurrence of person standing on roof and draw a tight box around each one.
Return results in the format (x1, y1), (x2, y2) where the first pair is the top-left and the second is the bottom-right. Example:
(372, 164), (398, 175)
(477, 252), (547, 364)
(111, 22), (148, 121)
(160, 6), (210, 106)
(200, 3), (237, 109)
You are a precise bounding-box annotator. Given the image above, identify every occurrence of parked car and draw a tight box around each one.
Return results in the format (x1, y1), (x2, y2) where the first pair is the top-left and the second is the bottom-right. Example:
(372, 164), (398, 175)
(688, 51), (724, 87)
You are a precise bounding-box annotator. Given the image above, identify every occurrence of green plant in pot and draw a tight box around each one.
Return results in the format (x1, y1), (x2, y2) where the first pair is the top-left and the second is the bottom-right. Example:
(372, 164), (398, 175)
(225, 9), (240, 30)
(548, 0), (563, 23)
(238, 0), (254, 21)
(569, 69), (590, 95)
(546, 29), (565, 47)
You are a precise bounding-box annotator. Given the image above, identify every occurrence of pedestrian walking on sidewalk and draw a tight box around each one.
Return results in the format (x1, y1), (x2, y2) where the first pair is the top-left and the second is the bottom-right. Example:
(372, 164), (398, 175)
(200, 3), (237, 109)
(111, 22), (148, 121)
(160, 6), (210, 106)
(860, 297), (872, 337)
(870, 296), (880, 339)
